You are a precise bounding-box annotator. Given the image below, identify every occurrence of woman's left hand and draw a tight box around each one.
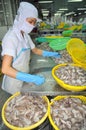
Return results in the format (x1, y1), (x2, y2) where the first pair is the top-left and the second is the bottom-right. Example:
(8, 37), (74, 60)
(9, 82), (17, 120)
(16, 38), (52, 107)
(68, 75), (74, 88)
(42, 50), (61, 58)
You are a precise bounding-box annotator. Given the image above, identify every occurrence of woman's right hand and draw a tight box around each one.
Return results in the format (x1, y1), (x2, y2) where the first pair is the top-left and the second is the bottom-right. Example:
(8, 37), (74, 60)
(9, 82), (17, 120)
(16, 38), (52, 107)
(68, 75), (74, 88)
(16, 72), (45, 85)
(33, 75), (45, 85)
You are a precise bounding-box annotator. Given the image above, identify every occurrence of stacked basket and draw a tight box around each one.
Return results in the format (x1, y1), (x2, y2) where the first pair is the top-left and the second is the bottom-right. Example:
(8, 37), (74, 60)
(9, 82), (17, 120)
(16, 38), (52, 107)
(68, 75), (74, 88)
(51, 38), (86, 92)
(66, 38), (86, 69)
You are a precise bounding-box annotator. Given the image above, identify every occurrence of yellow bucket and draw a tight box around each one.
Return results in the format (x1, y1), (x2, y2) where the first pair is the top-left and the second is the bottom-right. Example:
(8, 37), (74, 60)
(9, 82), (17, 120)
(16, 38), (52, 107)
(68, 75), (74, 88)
(48, 95), (86, 130)
(2, 92), (49, 130)
(66, 38), (85, 55)
(52, 63), (86, 91)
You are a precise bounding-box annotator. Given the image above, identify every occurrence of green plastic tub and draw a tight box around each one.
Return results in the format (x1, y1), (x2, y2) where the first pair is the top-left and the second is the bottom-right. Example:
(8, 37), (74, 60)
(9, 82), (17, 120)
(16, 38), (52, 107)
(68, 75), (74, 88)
(35, 37), (57, 43)
(49, 37), (71, 51)
(35, 37), (47, 43)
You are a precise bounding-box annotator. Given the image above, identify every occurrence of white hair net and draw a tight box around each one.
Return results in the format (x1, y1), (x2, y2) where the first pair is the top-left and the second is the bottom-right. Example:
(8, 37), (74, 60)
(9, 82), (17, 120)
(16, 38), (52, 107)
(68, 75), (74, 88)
(13, 2), (41, 39)
(13, 2), (41, 28)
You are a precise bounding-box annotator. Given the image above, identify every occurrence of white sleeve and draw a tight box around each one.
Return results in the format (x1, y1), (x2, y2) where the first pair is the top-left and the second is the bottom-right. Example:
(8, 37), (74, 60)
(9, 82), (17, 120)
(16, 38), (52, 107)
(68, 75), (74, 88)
(28, 35), (35, 49)
(1, 37), (17, 58)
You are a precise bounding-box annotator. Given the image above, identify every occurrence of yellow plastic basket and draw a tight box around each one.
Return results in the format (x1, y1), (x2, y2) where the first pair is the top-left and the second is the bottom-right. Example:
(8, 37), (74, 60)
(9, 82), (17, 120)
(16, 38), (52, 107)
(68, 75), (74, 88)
(52, 63), (86, 91)
(48, 95), (86, 130)
(77, 24), (82, 31)
(62, 30), (73, 37)
(71, 49), (86, 69)
(68, 25), (77, 31)
(57, 22), (65, 29)
(66, 38), (85, 55)
(2, 92), (49, 130)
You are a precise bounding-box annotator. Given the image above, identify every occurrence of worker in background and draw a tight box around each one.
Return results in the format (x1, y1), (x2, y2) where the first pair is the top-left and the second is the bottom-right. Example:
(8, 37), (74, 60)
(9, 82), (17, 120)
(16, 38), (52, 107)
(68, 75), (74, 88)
(1, 2), (60, 95)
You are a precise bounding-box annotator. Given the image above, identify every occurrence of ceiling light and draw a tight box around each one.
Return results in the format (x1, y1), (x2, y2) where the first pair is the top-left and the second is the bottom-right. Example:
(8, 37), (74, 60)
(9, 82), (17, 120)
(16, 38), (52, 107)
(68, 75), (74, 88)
(84, 11), (86, 13)
(65, 11), (75, 16)
(59, 8), (68, 11)
(42, 12), (49, 15)
(77, 8), (86, 10)
(68, 0), (83, 2)
(42, 10), (49, 13)
(54, 13), (61, 16)
(79, 12), (81, 15)
(43, 14), (48, 16)
(57, 11), (64, 13)
(38, 1), (53, 4)
(41, 9), (48, 11)
(74, 14), (77, 16)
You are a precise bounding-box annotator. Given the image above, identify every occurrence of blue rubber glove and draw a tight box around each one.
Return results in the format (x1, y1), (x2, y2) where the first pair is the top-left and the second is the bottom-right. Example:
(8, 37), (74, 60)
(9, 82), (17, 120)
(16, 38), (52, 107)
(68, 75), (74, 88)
(42, 50), (61, 58)
(16, 72), (45, 85)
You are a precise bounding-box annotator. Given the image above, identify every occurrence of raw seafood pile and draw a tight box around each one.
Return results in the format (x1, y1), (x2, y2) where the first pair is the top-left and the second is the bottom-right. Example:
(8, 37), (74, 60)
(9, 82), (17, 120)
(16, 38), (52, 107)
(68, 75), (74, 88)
(37, 42), (53, 51)
(51, 97), (86, 130)
(5, 94), (48, 127)
(52, 50), (72, 64)
(55, 65), (86, 86)
(37, 44), (72, 64)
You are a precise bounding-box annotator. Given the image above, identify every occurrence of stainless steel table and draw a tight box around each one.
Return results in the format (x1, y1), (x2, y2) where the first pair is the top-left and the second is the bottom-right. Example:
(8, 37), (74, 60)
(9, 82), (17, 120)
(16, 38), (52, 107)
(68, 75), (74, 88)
(22, 53), (86, 96)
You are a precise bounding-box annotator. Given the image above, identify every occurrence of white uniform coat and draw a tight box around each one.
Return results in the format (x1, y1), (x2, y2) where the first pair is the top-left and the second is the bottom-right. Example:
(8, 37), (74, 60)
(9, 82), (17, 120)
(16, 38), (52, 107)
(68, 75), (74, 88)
(1, 2), (41, 94)
(1, 28), (35, 94)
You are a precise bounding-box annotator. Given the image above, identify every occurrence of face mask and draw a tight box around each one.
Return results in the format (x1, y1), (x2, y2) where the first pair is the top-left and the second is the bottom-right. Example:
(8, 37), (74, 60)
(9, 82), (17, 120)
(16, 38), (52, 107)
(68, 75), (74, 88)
(21, 21), (35, 34)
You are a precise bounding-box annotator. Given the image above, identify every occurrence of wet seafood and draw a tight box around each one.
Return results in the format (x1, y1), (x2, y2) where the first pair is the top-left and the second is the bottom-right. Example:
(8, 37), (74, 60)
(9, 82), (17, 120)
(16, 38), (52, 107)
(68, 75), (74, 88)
(37, 43), (72, 64)
(51, 97), (86, 130)
(5, 94), (48, 127)
(37, 42), (53, 51)
(55, 65), (86, 86)
(52, 50), (72, 64)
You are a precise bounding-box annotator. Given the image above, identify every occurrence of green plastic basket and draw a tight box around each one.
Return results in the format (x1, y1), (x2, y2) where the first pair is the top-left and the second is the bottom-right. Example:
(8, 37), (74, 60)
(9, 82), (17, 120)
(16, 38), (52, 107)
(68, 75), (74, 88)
(46, 38), (58, 42)
(62, 30), (73, 37)
(35, 37), (57, 43)
(49, 37), (71, 51)
(35, 37), (47, 43)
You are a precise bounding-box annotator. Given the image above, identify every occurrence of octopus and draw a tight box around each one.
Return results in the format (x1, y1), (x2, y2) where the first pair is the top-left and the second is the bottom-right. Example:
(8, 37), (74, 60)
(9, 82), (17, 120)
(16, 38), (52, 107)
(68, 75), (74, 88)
(37, 42), (53, 51)
(51, 97), (86, 130)
(55, 64), (86, 86)
(5, 94), (48, 128)
(37, 44), (72, 65)
(52, 49), (72, 64)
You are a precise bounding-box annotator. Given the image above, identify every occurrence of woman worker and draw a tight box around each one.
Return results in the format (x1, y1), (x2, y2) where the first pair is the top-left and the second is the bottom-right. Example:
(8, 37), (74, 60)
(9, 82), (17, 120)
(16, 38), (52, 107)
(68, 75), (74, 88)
(1, 2), (60, 95)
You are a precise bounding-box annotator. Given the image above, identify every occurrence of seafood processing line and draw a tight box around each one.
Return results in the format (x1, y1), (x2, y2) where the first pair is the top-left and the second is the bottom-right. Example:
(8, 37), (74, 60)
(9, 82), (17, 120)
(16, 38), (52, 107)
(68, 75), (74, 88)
(0, 36), (86, 130)
(24, 52), (86, 96)
(38, 29), (86, 43)
(0, 51), (86, 130)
